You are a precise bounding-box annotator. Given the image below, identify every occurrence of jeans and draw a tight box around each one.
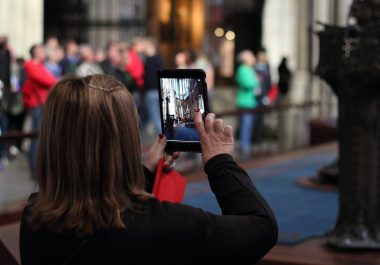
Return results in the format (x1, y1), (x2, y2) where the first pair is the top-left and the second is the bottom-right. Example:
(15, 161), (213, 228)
(143, 90), (162, 135)
(28, 107), (42, 176)
(239, 112), (255, 156)
(0, 113), (8, 160)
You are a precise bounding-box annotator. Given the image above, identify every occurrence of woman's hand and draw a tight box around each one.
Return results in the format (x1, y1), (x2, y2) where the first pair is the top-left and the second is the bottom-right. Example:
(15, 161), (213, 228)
(194, 111), (234, 165)
(144, 134), (180, 173)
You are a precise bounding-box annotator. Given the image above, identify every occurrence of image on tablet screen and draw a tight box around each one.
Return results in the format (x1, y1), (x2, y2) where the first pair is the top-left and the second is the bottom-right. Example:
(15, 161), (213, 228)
(160, 78), (205, 142)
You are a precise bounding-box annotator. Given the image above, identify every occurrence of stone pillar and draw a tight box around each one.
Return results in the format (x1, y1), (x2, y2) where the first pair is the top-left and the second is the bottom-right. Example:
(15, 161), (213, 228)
(262, 0), (311, 150)
(262, 0), (299, 83)
(337, 0), (353, 26)
(0, 0), (44, 58)
(262, 0), (352, 149)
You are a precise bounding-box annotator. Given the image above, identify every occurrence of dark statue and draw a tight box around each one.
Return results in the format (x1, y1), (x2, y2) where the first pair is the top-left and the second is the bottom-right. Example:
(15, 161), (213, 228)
(316, 0), (380, 249)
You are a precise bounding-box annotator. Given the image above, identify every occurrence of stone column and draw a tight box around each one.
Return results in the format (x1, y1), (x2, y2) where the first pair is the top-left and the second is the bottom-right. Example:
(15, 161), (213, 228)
(0, 0), (44, 58)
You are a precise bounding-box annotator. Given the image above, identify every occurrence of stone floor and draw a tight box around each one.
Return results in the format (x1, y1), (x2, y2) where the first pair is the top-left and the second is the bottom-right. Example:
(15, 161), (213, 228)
(0, 154), (35, 212)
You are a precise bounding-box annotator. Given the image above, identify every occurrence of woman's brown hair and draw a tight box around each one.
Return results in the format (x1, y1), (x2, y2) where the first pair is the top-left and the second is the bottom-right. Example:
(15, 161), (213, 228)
(28, 74), (152, 235)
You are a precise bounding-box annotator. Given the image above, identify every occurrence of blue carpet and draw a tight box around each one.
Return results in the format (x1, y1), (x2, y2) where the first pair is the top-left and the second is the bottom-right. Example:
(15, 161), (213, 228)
(183, 152), (338, 245)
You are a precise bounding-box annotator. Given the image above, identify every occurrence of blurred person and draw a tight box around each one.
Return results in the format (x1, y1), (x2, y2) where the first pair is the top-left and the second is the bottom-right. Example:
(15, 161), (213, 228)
(125, 37), (146, 90)
(255, 48), (272, 105)
(235, 50), (260, 159)
(121, 45), (142, 112)
(0, 36), (11, 101)
(61, 39), (80, 75)
(120, 45), (136, 91)
(16, 57), (27, 89)
(99, 41), (130, 89)
(253, 48), (272, 144)
(0, 110), (6, 171)
(44, 36), (60, 50)
(278, 57), (292, 96)
(142, 38), (164, 135)
(175, 49), (190, 69)
(0, 36), (12, 169)
(20, 74), (277, 265)
(94, 48), (105, 63)
(76, 44), (103, 76)
(0, 37), (11, 111)
(277, 57), (292, 151)
(45, 46), (64, 78)
(7, 57), (26, 154)
(44, 36), (60, 74)
(22, 44), (57, 176)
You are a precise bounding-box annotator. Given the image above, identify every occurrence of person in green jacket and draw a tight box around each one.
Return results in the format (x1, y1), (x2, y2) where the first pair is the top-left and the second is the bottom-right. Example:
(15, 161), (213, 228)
(235, 50), (260, 159)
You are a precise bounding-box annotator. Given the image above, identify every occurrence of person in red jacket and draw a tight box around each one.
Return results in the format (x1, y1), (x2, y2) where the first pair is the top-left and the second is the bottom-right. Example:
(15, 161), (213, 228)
(22, 44), (57, 177)
(125, 37), (145, 90)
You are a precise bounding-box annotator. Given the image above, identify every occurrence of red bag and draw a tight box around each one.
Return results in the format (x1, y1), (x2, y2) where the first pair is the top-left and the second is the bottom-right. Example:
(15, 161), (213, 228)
(152, 158), (186, 203)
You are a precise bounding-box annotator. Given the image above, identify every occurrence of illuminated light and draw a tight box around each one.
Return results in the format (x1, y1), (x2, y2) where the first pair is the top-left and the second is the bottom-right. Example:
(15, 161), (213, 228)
(225, 31), (235, 41)
(160, 0), (172, 24)
(214, 27), (224, 37)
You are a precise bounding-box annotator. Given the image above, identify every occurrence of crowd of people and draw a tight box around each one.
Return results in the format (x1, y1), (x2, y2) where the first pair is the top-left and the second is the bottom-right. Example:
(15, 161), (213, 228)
(0, 35), (220, 174)
(0, 33), (292, 173)
(234, 48), (293, 159)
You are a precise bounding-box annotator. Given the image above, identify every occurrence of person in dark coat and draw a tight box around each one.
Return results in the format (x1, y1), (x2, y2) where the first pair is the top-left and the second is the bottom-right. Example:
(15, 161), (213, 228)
(60, 39), (79, 76)
(278, 57), (292, 95)
(142, 38), (164, 135)
(99, 41), (130, 89)
(254, 48), (272, 143)
(0, 36), (11, 169)
(20, 74), (278, 265)
(0, 36), (11, 110)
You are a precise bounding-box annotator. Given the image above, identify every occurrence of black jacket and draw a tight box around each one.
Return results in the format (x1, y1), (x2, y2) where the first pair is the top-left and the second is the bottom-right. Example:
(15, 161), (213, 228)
(143, 55), (163, 91)
(99, 59), (130, 90)
(20, 154), (278, 265)
(0, 47), (11, 112)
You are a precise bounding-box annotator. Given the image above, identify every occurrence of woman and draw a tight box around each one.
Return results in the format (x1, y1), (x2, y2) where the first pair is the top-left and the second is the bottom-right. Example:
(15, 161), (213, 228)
(235, 50), (260, 159)
(20, 74), (277, 265)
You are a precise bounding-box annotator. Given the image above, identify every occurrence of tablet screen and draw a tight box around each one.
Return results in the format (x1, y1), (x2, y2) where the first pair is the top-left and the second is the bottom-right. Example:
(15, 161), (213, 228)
(159, 77), (206, 143)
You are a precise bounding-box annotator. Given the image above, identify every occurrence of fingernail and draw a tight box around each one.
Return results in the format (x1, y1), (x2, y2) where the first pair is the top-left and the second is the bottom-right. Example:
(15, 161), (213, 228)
(194, 108), (200, 113)
(159, 133), (164, 139)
